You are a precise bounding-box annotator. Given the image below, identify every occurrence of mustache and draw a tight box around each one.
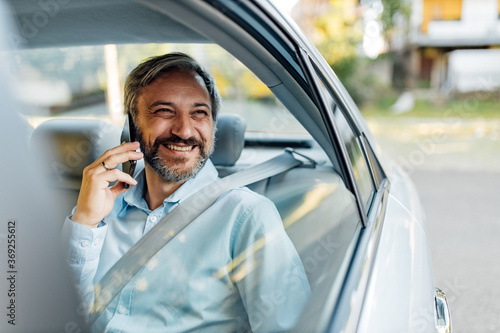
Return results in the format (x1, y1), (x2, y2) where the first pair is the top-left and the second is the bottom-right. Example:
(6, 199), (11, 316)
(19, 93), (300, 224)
(152, 135), (204, 149)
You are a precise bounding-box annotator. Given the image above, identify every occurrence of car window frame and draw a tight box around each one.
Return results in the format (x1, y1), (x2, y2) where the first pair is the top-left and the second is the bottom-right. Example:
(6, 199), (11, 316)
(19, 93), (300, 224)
(296, 49), (375, 226)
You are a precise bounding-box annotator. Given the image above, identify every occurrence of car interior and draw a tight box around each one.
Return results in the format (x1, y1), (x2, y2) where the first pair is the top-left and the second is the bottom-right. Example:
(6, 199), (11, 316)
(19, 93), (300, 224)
(30, 110), (359, 294)
(4, 0), (370, 331)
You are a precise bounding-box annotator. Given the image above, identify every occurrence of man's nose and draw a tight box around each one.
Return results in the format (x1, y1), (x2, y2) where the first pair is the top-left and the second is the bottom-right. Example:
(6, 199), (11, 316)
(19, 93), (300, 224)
(171, 114), (194, 139)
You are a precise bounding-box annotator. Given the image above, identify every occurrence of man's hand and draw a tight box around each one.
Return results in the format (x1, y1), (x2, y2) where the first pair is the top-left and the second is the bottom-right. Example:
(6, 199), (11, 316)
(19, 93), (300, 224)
(71, 141), (143, 228)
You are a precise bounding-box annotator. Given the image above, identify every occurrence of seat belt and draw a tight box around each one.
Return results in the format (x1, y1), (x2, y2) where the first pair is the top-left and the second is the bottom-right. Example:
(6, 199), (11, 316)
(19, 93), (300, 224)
(89, 150), (303, 324)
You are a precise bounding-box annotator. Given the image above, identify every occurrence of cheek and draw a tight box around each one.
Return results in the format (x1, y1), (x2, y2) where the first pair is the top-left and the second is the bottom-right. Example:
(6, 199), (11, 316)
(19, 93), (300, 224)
(199, 123), (214, 142)
(140, 120), (169, 143)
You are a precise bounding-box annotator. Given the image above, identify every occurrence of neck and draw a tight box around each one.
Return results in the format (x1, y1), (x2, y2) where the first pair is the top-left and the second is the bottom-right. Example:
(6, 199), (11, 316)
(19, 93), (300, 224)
(143, 165), (185, 211)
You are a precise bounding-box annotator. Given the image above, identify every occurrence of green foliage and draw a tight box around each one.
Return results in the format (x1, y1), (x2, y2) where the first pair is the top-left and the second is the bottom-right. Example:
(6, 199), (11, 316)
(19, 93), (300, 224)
(379, 0), (411, 42)
(311, 0), (406, 106)
(331, 56), (363, 103)
(332, 55), (395, 106)
(314, 0), (363, 66)
(361, 95), (500, 118)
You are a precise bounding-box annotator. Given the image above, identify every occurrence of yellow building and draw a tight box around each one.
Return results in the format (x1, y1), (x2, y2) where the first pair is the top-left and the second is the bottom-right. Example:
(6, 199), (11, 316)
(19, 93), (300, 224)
(420, 0), (463, 34)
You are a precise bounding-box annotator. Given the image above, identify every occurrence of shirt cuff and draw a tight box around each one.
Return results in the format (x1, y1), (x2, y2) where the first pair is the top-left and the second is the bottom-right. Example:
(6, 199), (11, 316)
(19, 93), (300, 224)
(61, 216), (108, 263)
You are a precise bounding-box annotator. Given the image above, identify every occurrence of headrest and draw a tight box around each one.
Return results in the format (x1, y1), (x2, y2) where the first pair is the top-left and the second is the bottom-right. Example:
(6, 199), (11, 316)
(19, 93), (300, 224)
(211, 114), (246, 166)
(31, 119), (122, 187)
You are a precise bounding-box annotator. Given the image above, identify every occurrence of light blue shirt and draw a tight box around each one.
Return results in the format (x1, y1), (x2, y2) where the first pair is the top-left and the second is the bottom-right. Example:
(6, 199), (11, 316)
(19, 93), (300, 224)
(61, 159), (311, 332)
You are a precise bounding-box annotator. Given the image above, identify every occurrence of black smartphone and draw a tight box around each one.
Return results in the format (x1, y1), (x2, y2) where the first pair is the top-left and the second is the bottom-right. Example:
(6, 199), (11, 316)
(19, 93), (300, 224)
(122, 114), (137, 185)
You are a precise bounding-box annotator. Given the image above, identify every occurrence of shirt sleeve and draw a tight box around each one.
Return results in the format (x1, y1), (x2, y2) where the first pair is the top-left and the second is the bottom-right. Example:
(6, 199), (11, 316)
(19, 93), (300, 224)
(231, 198), (311, 332)
(61, 215), (108, 318)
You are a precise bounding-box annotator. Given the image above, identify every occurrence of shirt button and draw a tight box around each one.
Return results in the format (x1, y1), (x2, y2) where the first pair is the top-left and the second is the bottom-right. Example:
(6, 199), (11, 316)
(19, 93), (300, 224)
(80, 240), (90, 248)
(118, 306), (127, 314)
(150, 215), (157, 223)
(92, 240), (100, 247)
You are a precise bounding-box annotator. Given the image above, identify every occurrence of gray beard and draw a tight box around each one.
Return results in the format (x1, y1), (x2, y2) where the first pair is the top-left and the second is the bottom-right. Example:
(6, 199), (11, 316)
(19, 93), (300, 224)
(135, 125), (214, 182)
(146, 152), (208, 182)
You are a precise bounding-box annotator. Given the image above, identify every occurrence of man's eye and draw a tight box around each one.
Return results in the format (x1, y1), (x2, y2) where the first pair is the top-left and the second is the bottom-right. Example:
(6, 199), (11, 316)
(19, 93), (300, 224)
(194, 110), (208, 116)
(155, 109), (173, 114)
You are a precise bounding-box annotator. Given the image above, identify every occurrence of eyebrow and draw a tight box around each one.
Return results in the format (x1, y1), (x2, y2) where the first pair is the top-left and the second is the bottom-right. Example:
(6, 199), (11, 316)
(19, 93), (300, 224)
(148, 101), (211, 110)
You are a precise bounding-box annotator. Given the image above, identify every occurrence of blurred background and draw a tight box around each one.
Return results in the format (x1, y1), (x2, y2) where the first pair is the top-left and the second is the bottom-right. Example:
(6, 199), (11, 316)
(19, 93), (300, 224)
(6, 0), (499, 331)
(281, 0), (500, 332)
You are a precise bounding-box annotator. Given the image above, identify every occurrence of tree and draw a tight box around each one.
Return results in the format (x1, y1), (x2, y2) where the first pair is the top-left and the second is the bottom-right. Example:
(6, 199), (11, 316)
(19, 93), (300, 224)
(314, 0), (363, 67)
(379, 0), (411, 50)
(379, 0), (412, 91)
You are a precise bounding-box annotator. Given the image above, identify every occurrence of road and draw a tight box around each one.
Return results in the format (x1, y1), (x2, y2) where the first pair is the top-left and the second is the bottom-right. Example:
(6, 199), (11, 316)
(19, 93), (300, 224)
(412, 169), (500, 333)
(367, 117), (500, 333)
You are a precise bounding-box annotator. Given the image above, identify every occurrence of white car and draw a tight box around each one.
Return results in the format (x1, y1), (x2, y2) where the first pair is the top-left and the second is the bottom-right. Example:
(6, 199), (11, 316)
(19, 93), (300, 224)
(0, 0), (451, 332)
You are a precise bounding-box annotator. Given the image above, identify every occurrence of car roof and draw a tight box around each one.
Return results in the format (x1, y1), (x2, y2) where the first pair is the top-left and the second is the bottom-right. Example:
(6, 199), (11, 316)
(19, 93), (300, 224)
(6, 0), (211, 48)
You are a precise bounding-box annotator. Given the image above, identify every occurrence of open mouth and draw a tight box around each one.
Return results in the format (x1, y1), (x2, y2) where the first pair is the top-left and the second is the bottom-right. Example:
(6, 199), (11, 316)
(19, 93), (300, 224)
(165, 144), (195, 152)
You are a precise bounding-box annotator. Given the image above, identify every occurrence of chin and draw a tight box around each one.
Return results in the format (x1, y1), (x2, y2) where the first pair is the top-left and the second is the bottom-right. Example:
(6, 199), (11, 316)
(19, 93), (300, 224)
(149, 155), (207, 182)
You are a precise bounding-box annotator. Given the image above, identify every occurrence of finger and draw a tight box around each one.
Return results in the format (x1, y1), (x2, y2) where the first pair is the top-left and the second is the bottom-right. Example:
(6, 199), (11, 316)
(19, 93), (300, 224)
(91, 142), (141, 168)
(104, 141), (140, 158)
(101, 150), (143, 170)
(117, 140), (141, 152)
(102, 168), (138, 187)
(110, 181), (129, 198)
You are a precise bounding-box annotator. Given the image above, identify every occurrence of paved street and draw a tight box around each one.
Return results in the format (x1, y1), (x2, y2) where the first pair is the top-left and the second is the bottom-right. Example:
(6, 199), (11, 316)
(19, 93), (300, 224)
(412, 169), (500, 333)
(368, 117), (500, 333)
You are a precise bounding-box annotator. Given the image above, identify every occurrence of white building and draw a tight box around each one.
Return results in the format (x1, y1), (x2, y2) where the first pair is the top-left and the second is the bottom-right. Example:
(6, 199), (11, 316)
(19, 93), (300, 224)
(410, 0), (500, 93)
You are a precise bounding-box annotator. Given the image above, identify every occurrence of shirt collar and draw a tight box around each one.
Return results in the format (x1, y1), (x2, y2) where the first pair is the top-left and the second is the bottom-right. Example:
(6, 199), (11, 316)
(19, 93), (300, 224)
(122, 159), (219, 212)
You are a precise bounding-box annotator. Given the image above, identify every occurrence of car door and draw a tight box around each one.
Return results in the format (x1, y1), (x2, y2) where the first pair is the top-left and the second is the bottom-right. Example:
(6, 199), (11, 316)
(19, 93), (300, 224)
(296, 26), (438, 333)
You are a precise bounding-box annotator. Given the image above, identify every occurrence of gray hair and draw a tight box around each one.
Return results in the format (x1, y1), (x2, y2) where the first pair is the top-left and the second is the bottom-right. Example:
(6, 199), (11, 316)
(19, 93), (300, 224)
(124, 52), (221, 123)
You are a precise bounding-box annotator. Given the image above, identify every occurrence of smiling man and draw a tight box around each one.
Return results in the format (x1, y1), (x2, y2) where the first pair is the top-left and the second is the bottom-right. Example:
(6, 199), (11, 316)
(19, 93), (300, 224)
(61, 52), (310, 333)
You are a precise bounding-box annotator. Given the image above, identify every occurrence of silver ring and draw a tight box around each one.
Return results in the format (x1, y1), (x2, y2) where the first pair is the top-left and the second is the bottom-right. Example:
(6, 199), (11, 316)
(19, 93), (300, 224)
(101, 161), (112, 171)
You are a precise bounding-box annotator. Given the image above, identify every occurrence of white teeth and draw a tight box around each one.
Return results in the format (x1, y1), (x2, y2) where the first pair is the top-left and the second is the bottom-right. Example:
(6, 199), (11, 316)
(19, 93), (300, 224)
(166, 145), (194, 152)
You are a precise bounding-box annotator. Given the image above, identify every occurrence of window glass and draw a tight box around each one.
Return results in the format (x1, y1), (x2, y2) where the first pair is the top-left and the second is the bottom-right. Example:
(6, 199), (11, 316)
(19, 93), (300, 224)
(333, 107), (375, 207)
(7, 43), (307, 134)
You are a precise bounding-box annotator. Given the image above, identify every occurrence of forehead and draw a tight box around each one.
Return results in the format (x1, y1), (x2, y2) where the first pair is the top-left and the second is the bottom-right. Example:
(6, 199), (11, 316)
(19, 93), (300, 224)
(142, 70), (209, 97)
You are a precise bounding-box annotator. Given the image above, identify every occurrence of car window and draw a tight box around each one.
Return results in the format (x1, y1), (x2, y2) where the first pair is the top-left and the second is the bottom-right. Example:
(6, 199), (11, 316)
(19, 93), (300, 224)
(8, 43), (308, 135)
(308, 63), (376, 212)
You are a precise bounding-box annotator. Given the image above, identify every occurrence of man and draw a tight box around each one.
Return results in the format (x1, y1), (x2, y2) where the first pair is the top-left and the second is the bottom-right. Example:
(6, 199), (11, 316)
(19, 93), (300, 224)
(62, 52), (310, 332)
